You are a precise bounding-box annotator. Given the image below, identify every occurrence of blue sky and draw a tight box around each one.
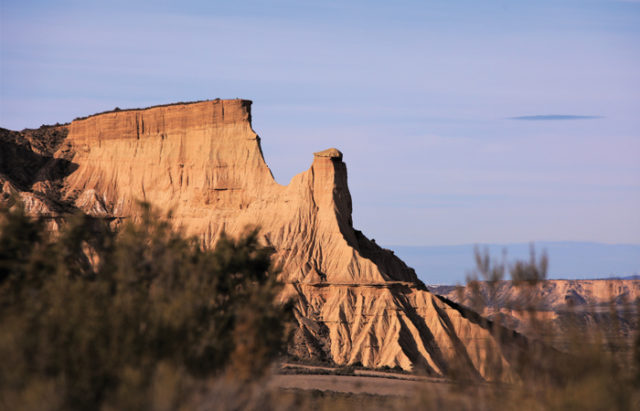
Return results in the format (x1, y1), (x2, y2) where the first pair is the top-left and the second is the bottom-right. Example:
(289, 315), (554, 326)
(2, 0), (639, 246)
(393, 242), (640, 284)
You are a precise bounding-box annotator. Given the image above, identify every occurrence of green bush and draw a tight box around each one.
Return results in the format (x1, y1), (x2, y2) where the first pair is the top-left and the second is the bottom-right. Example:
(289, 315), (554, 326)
(0, 201), (291, 410)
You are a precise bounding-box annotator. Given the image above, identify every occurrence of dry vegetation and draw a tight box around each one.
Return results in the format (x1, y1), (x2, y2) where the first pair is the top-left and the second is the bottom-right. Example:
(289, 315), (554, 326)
(1, 202), (638, 410)
(0, 201), (291, 410)
(437, 246), (640, 410)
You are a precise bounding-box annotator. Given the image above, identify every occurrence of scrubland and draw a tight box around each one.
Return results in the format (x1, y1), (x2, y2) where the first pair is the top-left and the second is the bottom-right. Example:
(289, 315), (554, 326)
(1, 202), (638, 410)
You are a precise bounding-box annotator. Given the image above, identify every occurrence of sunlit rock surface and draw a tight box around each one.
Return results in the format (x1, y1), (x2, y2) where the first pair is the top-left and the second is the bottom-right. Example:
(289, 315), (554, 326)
(1, 99), (550, 381)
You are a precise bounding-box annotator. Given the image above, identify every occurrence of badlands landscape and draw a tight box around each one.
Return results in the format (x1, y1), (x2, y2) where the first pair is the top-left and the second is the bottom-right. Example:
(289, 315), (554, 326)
(1, 99), (639, 409)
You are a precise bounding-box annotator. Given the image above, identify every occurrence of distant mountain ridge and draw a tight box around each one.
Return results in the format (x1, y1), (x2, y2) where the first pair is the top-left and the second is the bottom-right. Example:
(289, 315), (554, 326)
(430, 279), (640, 352)
(605, 274), (640, 280)
(388, 242), (640, 285)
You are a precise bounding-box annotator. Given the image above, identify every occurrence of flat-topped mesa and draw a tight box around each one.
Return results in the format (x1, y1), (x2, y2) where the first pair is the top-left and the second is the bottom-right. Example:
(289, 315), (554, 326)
(67, 99), (253, 144)
(61, 99), (276, 221)
(2, 99), (546, 379)
(55, 100), (419, 286)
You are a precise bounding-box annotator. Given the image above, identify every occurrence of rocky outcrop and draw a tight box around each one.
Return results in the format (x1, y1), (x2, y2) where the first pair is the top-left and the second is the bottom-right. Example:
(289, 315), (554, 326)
(431, 280), (640, 349)
(432, 279), (640, 311)
(57, 100), (419, 285)
(0, 99), (547, 380)
(1, 125), (75, 222)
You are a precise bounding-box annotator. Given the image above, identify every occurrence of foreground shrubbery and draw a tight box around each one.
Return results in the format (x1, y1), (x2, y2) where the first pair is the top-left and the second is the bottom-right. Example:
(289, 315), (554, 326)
(448, 246), (640, 410)
(0, 202), (291, 410)
(1, 199), (638, 410)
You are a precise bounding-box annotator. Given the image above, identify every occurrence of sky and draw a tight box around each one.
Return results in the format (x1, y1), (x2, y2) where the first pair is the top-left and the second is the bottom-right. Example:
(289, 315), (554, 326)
(393, 242), (640, 284)
(1, 0), (639, 247)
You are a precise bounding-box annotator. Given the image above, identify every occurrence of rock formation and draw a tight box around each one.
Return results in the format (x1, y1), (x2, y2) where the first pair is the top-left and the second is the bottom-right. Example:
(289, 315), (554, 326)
(431, 280), (640, 349)
(1, 99), (550, 381)
(432, 279), (640, 311)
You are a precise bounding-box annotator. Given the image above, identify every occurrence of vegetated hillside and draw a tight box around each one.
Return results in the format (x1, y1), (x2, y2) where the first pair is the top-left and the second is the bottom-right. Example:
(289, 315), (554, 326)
(0, 99), (557, 381)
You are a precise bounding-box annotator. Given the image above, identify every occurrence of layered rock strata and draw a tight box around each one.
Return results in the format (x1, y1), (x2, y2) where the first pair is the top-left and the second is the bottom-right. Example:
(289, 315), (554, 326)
(431, 280), (640, 348)
(1, 99), (544, 380)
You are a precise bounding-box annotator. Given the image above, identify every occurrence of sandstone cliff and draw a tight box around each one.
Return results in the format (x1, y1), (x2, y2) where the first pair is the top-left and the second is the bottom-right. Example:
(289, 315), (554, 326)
(1, 99), (549, 380)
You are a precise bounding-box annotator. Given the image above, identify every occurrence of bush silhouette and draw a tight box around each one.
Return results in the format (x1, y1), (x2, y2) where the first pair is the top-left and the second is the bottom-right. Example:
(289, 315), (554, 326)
(0, 201), (291, 410)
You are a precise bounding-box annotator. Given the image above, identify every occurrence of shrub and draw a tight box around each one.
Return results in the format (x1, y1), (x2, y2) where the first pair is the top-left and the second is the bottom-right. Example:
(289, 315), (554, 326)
(0, 201), (291, 410)
(451, 246), (640, 410)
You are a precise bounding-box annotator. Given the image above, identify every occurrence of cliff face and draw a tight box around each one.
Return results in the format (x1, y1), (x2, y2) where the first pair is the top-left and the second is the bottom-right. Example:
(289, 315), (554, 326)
(1, 99), (540, 380)
(61, 100), (417, 285)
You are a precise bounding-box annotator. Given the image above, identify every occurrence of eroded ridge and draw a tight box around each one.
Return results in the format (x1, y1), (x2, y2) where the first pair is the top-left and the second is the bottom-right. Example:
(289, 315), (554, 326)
(1, 99), (544, 379)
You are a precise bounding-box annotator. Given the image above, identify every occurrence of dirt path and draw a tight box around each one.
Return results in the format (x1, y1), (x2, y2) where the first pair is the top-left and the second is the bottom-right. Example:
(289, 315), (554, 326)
(270, 374), (451, 397)
(280, 363), (447, 382)
(274, 364), (454, 397)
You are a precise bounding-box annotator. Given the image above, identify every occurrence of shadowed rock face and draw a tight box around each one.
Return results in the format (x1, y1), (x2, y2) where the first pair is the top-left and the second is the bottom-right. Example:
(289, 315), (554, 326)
(1, 126), (76, 217)
(0, 99), (541, 380)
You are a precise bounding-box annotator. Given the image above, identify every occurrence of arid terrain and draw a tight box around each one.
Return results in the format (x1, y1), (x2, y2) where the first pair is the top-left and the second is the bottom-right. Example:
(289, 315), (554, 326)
(1, 98), (548, 381)
(1, 99), (639, 410)
(431, 279), (639, 351)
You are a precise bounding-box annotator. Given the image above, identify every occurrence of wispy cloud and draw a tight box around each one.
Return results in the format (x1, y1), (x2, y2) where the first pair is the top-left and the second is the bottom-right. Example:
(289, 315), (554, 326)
(508, 115), (602, 121)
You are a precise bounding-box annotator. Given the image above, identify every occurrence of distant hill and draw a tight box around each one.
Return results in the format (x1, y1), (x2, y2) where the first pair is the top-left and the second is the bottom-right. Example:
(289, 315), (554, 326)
(387, 242), (640, 285)
(429, 279), (640, 353)
(616, 274), (640, 280)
